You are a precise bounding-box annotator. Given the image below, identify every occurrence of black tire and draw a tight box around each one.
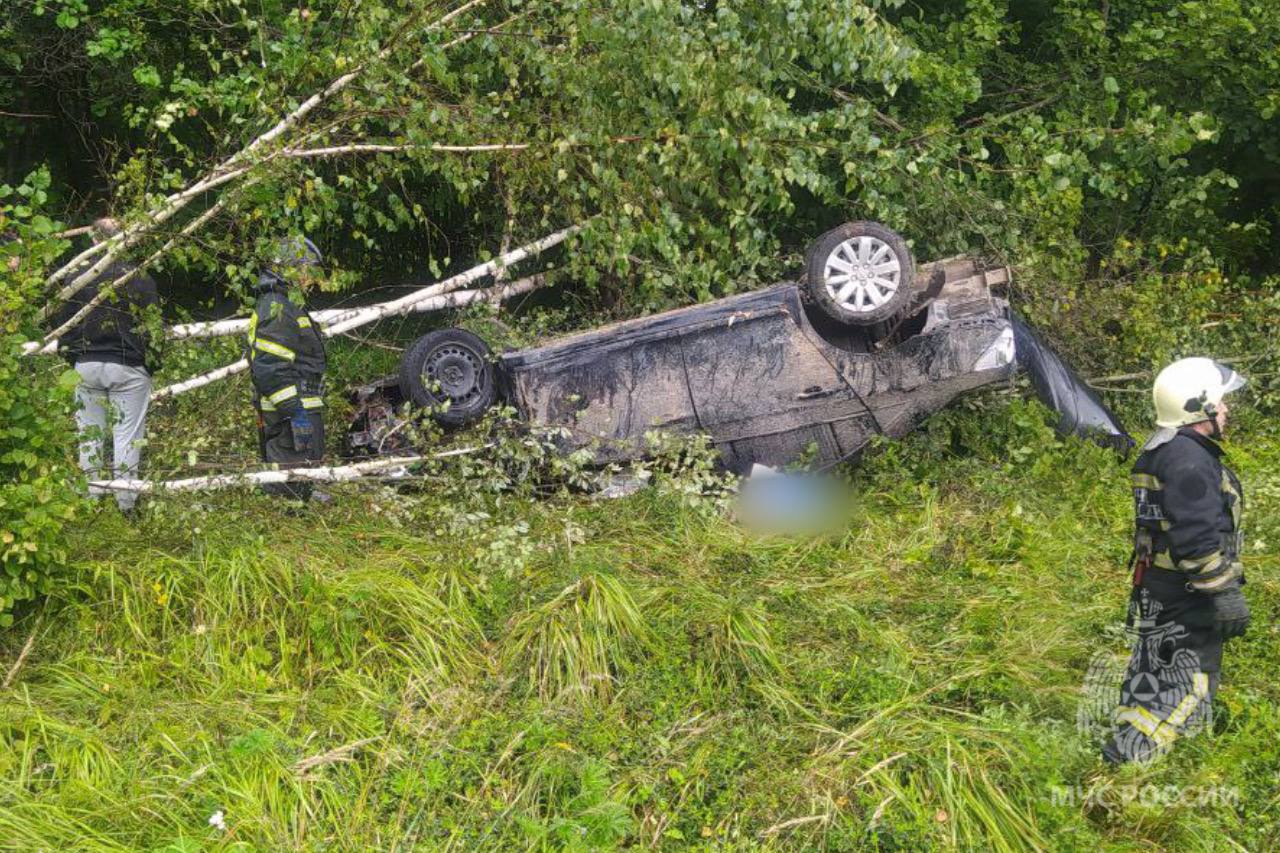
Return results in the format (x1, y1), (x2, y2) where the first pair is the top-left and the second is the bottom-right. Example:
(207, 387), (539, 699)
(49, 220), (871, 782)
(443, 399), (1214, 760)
(398, 328), (496, 427)
(803, 221), (915, 326)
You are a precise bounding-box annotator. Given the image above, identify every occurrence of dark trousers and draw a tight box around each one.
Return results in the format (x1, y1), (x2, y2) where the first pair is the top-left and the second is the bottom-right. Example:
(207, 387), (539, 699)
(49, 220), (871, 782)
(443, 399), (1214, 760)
(257, 409), (325, 501)
(1106, 567), (1223, 763)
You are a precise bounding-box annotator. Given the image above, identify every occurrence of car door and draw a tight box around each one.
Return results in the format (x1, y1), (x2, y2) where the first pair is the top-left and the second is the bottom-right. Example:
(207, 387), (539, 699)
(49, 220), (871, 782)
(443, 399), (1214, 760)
(677, 289), (875, 468)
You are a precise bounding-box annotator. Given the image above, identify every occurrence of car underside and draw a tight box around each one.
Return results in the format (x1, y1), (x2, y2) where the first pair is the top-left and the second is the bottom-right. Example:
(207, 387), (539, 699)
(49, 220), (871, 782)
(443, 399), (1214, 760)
(346, 223), (1131, 472)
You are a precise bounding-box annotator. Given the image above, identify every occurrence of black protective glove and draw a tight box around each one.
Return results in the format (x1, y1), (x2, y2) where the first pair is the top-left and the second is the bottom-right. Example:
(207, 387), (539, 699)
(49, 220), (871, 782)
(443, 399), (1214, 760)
(1210, 584), (1250, 639)
(289, 411), (318, 454)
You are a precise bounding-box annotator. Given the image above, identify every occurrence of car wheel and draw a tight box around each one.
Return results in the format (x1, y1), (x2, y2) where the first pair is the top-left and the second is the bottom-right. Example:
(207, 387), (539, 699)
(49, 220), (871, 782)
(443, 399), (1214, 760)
(398, 328), (496, 427)
(804, 221), (915, 326)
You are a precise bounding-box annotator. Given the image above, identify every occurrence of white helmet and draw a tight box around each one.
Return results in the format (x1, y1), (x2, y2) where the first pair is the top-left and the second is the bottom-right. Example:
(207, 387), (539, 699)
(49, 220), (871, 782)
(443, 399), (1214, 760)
(1152, 357), (1245, 428)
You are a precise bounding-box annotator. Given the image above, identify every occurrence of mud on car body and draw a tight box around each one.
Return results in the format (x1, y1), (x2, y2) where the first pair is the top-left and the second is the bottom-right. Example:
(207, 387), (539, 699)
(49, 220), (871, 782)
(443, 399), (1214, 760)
(346, 222), (1130, 472)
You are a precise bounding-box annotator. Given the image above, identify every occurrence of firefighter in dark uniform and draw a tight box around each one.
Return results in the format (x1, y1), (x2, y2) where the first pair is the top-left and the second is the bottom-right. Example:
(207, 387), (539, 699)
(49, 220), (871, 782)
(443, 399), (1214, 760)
(247, 237), (327, 501)
(1104, 357), (1250, 764)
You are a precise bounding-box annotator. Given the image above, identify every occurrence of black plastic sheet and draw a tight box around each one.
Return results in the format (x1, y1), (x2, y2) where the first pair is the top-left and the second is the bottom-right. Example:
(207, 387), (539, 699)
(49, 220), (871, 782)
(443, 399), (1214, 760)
(1012, 314), (1134, 452)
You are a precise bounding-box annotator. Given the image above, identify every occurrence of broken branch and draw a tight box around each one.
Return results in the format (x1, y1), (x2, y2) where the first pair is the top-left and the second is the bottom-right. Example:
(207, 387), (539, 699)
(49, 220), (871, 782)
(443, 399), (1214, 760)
(43, 166), (249, 305)
(28, 272), (546, 356)
(91, 456), (426, 492)
(42, 198), (230, 345)
(280, 142), (533, 156)
(323, 225), (576, 336)
(151, 358), (250, 400)
(3, 615), (42, 690)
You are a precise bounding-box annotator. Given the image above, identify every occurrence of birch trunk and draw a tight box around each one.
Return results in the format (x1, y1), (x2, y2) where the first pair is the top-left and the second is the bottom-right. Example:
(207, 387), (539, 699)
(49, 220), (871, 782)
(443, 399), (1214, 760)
(42, 198), (229, 345)
(42, 167), (250, 311)
(89, 453), (441, 493)
(26, 272), (545, 356)
(90, 444), (486, 493)
(321, 225), (577, 337)
(151, 358), (251, 400)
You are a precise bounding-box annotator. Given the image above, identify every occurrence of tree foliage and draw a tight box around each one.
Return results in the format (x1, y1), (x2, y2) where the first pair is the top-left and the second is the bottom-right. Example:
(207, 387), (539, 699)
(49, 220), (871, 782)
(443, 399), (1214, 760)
(0, 170), (82, 625)
(2, 0), (1275, 315)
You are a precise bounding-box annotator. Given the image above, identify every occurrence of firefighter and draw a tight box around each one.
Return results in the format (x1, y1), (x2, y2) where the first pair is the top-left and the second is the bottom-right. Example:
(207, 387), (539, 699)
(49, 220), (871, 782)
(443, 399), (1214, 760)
(247, 237), (327, 502)
(1103, 357), (1250, 764)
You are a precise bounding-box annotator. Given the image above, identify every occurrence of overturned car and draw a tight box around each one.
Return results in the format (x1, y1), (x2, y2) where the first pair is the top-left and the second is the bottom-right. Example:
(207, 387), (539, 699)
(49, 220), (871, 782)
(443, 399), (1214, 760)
(347, 222), (1130, 472)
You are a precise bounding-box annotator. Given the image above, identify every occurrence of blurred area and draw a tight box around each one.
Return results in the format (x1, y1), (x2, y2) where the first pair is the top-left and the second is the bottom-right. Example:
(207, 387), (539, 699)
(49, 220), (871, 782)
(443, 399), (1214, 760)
(733, 464), (857, 537)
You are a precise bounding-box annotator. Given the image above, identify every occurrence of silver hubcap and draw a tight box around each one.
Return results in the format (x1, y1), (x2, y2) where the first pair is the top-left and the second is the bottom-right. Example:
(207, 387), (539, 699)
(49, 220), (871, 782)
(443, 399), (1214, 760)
(823, 236), (901, 313)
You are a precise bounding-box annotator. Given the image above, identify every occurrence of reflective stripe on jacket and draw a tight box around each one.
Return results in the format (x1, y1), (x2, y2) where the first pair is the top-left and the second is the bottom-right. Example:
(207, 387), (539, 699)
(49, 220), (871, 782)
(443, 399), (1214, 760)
(246, 277), (326, 416)
(1132, 428), (1243, 591)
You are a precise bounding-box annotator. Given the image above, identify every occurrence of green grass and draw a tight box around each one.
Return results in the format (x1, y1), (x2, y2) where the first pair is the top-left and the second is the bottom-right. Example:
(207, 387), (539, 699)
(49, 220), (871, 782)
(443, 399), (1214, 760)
(1, 400), (1278, 850)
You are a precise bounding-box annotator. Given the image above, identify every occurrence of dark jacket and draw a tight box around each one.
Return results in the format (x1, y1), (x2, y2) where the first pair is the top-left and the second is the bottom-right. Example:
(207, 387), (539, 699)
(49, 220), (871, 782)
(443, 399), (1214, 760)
(1132, 427), (1243, 592)
(246, 274), (326, 417)
(50, 261), (161, 371)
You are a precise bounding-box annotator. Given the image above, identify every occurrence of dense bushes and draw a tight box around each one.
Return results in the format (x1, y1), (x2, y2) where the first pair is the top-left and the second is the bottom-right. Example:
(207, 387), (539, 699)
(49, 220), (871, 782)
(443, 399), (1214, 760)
(0, 172), (83, 625)
(0, 341), (81, 625)
(2, 1), (1277, 331)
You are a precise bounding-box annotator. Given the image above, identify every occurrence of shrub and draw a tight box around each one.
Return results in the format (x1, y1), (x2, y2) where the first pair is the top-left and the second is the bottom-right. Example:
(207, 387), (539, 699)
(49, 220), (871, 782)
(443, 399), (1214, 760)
(0, 171), (83, 625)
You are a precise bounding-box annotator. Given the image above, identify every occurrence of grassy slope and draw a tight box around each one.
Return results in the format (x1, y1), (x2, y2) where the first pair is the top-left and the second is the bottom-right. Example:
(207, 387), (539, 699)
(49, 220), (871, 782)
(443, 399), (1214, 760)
(1, 402), (1277, 851)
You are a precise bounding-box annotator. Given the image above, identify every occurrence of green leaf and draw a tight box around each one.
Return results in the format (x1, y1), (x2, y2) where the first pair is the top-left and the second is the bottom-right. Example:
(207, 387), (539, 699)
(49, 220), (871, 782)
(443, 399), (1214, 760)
(58, 369), (82, 391)
(133, 65), (162, 88)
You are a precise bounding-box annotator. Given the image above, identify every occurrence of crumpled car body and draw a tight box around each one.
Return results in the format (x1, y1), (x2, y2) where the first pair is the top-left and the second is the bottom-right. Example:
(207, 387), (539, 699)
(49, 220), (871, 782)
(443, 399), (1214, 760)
(347, 256), (1130, 471)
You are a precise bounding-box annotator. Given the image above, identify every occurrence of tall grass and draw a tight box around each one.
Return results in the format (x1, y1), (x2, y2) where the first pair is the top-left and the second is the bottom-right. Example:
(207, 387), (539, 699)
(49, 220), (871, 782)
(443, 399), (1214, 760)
(0, 405), (1276, 849)
(504, 571), (650, 703)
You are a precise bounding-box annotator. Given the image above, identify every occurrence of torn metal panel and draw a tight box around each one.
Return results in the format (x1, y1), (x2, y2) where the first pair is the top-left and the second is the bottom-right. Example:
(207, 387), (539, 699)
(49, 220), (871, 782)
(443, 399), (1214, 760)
(1011, 315), (1133, 451)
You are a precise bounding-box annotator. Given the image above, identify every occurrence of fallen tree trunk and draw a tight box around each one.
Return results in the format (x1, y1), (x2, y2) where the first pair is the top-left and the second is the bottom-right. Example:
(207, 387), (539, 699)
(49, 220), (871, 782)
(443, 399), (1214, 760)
(87, 452), (465, 493)
(151, 358), (251, 400)
(322, 225), (578, 337)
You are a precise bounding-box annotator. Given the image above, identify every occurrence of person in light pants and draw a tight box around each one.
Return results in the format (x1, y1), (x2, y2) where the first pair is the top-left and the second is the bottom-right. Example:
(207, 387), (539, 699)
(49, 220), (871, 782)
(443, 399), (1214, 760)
(48, 218), (162, 513)
(74, 361), (152, 508)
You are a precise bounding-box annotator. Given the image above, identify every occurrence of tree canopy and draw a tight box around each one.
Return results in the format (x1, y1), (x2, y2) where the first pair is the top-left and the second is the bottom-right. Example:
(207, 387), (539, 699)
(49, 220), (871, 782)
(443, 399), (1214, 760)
(4, 0), (1277, 309)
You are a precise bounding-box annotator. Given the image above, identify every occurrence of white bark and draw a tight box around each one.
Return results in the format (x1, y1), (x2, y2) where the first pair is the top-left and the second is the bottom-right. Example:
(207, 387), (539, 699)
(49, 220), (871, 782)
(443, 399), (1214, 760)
(46, 240), (111, 287)
(26, 272), (546, 356)
(87, 451), (481, 494)
(152, 358), (251, 400)
(322, 225), (577, 337)
(173, 273), (544, 340)
(42, 167), (250, 311)
(279, 142), (533, 157)
(433, 8), (528, 54)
